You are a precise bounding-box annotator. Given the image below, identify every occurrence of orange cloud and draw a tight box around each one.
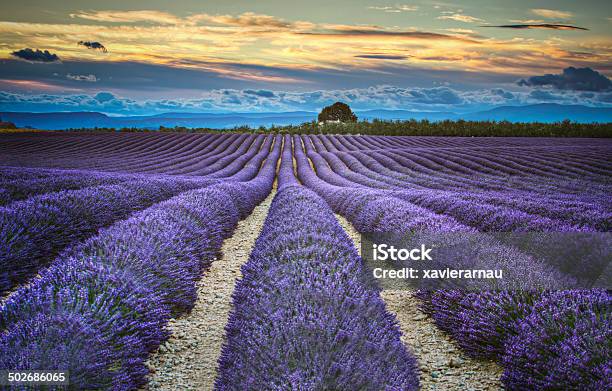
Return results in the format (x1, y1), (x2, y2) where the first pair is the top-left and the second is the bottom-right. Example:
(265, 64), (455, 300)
(70, 10), (184, 24)
(0, 10), (608, 81)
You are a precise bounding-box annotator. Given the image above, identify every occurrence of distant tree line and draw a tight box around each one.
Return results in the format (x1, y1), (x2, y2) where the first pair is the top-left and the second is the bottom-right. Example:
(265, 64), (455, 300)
(57, 119), (612, 138)
(6, 102), (612, 137)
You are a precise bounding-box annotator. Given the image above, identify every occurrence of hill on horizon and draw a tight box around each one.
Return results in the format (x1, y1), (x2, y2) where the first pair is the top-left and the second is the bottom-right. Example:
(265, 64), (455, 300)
(2, 103), (611, 130)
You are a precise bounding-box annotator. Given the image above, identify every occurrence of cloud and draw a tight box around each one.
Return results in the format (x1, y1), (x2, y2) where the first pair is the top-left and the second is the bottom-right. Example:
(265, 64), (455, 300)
(192, 12), (300, 29)
(299, 27), (478, 43)
(517, 67), (612, 92)
(243, 89), (275, 98)
(10, 48), (60, 63)
(531, 9), (573, 19)
(2, 84), (611, 116)
(78, 41), (108, 52)
(0, 58), (525, 97)
(66, 73), (98, 82)
(483, 24), (588, 31)
(94, 91), (116, 102)
(597, 93), (612, 103)
(368, 5), (418, 13)
(509, 19), (544, 24)
(437, 13), (483, 23)
(70, 10), (306, 30)
(407, 87), (462, 104)
(70, 10), (183, 25)
(354, 54), (409, 60)
(528, 89), (564, 101)
(0, 10), (608, 81)
(444, 28), (476, 34)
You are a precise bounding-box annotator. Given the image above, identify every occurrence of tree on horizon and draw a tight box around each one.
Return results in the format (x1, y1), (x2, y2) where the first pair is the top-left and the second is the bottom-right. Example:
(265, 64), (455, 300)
(318, 102), (358, 123)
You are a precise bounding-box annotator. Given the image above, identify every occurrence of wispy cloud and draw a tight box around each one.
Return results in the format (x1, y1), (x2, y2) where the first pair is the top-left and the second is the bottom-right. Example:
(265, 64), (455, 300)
(354, 54), (409, 59)
(437, 13), (483, 23)
(510, 19), (544, 24)
(531, 9), (573, 20)
(70, 10), (310, 30)
(368, 5), (418, 13)
(298, 26), (477, 42)
(0, 79), (80, 92)
(483, 24), (588, 31)
(0, 9), (609, 84)
(70, 10), (184, 24)
(66, 73), (98, 82)
(444, 28), (476, 34)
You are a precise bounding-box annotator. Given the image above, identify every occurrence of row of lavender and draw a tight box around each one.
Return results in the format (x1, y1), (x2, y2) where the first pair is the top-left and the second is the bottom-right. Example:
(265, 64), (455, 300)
(306, 135), (610, 219)
(2, 133), (609, 184)
(0, 136), (280, 388)
(0, 133), (271, 175)
(0, 134), (277, 295)
(296, 135), (611, 390)
(0, 176), (213, 295)
(217, 137), (420, 389)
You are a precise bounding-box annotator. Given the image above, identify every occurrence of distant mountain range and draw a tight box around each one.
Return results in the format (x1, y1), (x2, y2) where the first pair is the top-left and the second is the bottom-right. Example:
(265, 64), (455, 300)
(1, 104), (610, 130)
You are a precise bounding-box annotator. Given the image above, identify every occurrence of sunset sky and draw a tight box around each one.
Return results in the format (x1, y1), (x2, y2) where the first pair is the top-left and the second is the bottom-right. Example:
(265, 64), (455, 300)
(0, 0), (611, 115)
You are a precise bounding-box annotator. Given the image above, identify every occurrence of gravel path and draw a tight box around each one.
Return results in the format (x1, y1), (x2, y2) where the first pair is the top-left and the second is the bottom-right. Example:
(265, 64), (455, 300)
(144, 192), (274, 390)
(335, 214), (504, 391)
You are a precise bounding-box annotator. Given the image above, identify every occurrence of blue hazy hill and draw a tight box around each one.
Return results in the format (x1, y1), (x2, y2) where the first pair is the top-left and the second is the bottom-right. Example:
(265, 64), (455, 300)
(2, 104), (610, 130)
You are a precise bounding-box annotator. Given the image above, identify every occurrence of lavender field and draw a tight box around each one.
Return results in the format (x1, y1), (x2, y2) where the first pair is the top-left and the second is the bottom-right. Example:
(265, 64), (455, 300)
(0, 131), (610, 390)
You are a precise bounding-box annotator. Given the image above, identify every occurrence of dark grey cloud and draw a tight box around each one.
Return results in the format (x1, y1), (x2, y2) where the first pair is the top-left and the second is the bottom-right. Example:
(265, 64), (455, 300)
(11, 48), (60, 63)
(482, 24), (588, 30)
(78, 41), (108, 52)
(354, 54), (408, 60)
(518, 67), (612, 92)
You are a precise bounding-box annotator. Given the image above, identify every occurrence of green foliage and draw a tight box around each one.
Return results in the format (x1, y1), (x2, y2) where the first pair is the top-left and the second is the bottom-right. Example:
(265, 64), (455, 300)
(317, 102), (358, 123)
(62, 118), (612, 137)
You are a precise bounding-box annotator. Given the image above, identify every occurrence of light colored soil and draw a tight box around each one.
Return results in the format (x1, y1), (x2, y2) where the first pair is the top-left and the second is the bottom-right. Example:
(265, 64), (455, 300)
(335, 214), (504, 391)
(144, 192), (274, 391)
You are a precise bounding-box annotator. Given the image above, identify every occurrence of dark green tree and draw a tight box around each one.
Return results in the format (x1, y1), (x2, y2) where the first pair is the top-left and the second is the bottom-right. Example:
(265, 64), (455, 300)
(318, 102), (357, 123)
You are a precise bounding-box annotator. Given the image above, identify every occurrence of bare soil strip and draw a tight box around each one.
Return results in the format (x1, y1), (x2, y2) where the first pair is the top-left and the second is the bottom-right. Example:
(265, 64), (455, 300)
(145, 192), (275, 390)
(335, 214), (504, 391)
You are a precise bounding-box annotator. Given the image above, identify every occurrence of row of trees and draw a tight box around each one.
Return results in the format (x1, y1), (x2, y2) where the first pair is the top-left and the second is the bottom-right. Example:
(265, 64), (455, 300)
(16, 103), (612, 137)
(61, 118), (611, 138)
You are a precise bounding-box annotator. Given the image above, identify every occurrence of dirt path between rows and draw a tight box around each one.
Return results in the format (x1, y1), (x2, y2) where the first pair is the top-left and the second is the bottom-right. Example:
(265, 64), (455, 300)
(335, 214), (504, 391)
(145, 191), (274, 390)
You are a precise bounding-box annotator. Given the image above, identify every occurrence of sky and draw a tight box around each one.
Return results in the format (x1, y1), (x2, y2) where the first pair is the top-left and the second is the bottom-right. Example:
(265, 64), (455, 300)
(0, 0), (611, 115)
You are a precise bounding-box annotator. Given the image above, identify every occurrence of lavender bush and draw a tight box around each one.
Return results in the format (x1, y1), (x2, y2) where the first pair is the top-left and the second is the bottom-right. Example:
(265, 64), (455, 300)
(216, 153), (419, 390)
(0, 178), (210, 295)
(0, 143), (278, 388)
(502, 290), (611, 390)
